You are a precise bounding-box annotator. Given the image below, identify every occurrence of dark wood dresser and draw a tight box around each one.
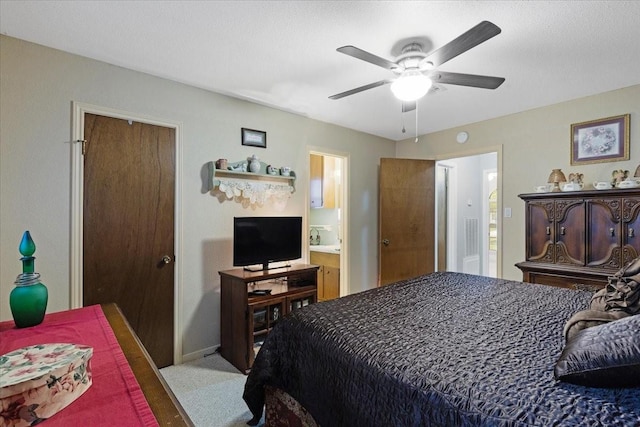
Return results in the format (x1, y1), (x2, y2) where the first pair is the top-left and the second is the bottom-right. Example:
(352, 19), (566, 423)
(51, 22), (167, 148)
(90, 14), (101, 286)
(516, 188), (640, 290)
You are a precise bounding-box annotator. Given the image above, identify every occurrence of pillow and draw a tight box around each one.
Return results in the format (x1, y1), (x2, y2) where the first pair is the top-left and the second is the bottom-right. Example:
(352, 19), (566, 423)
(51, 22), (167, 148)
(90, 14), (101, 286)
(554, 314), (640, 388)
(589, 288), (607, 311)
(562, 309), (628, 341)
(614, 255), (640, 278)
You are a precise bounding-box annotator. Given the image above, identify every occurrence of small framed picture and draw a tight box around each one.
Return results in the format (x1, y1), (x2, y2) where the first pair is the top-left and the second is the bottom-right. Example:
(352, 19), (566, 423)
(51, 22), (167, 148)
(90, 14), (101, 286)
(241, 128), (267, 148)
(570, 114), (630, 165)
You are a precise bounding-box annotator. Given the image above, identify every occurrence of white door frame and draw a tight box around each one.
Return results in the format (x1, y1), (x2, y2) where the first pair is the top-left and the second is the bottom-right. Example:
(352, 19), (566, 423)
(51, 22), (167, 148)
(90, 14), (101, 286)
(482, 168), (497, 277)
(307, 147), (350, 296)
(435, 146), (502, 277)
(71, 101), (184, 364)
(435, 162), (458, 272)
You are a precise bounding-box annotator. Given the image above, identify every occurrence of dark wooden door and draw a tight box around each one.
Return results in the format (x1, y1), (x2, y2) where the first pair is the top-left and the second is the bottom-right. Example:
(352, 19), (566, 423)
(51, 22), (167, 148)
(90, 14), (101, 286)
(622, 197), (640, 265)
(587, 199), (620, 269)
(555, 199), (585, 266)
(83, 113), (175, 368)
(379, 158), (435, 286)
(526, 200), (554, 262)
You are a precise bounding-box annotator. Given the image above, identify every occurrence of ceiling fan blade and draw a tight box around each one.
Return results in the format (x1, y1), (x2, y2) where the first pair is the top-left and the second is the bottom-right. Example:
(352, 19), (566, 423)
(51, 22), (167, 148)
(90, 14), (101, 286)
(429, 71), (505, 89)
(337, 46), (399, 71)
(329, 79), (393, 100)
(424, 21), (501, 68)
(402, 101), (416, 112)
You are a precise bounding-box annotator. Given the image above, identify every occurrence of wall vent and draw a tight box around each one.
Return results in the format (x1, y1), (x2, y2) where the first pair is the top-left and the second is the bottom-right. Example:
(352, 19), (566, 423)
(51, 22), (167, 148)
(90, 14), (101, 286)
(465, 217), (479, 257)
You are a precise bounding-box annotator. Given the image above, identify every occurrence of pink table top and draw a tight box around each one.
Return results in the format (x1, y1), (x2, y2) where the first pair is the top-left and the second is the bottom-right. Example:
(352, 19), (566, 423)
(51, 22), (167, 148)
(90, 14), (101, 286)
(1, 305), (158, 426)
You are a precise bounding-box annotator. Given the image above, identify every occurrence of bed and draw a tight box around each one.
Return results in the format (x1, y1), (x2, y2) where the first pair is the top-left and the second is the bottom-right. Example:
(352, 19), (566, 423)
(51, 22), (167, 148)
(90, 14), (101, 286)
(243, 271), (640, 426)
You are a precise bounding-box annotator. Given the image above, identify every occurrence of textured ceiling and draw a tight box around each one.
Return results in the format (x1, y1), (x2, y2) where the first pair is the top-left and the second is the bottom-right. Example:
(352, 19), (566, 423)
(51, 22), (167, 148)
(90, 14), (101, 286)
(1, 1), (639, 141)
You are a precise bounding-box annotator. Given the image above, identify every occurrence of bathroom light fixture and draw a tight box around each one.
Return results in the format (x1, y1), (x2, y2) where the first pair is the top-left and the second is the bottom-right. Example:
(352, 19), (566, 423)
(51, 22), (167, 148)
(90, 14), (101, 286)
(390, 70), (432, 102)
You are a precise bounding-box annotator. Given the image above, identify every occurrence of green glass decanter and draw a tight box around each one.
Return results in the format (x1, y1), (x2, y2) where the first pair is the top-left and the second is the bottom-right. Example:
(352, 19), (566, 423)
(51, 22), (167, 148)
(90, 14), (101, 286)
(9, 231), (48, 328)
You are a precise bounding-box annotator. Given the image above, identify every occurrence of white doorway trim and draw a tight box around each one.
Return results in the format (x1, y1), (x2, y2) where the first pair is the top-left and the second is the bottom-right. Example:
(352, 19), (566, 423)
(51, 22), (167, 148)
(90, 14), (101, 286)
(434, 145), (503, 277)
(435, 163), (458, 272)
(482, 168), (498, 277)
(307, 147), (350, 296)
(71, 101), (184, 364)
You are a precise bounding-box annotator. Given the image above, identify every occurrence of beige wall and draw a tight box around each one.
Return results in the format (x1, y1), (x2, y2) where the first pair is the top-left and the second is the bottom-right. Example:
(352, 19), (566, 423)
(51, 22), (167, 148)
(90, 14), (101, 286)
(0, 35), (395, 358)
(396, 85), (640, 281)
(3, 34), (638, 359)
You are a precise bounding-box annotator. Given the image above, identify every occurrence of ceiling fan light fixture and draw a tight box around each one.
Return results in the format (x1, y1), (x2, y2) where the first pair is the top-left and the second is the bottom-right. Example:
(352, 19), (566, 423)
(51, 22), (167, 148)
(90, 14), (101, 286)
(390, 70), (432, 101)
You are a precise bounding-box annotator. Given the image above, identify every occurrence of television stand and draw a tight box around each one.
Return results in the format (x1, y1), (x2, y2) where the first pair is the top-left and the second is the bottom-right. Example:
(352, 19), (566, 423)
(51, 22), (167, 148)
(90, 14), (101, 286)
(243, 262), (291, 272)
(219, 264), (319, 373)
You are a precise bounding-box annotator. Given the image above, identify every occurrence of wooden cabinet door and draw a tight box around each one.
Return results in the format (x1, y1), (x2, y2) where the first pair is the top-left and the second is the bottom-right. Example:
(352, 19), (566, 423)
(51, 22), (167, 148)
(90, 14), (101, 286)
(286, 290), (316, 313)
(587, 198), (621, 269)
(248, 297), (286, 367)
(526, 200), (554, 262)
(310, 251), (340, 301)
(310, 154), (323, 208)
(622, 197), (640, 265)
(316, 265), (325, 300)
(323, 266), (340, 300)
(323, 156), (336, 209)
(555, 199), (585, 266)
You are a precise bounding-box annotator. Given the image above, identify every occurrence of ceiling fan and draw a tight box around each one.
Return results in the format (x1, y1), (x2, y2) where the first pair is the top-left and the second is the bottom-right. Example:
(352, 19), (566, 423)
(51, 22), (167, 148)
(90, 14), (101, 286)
(329, 21), (505, 111)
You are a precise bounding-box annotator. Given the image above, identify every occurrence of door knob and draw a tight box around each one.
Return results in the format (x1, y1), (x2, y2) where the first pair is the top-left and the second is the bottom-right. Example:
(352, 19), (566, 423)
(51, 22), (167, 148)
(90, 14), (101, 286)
(382, 239), (390, 246)
(161, 255), (172, 264)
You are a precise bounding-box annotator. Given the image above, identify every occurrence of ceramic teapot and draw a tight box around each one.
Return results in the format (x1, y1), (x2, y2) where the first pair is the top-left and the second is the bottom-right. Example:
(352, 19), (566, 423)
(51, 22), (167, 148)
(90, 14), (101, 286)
(280, 166), (292, 176)
(266, 165), (278, 175)
(593, 181), (612, 190)
(561, 182), (583, 192)
(616, 178), (640, 189)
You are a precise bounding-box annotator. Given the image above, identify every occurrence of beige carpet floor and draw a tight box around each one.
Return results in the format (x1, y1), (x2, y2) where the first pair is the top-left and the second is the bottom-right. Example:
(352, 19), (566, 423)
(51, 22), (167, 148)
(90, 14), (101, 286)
(160, 352), (264, 427)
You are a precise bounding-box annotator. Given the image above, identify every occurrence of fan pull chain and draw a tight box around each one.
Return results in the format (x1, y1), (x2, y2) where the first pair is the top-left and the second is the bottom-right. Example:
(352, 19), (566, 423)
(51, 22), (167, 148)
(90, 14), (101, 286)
(415, 102), (419, 143)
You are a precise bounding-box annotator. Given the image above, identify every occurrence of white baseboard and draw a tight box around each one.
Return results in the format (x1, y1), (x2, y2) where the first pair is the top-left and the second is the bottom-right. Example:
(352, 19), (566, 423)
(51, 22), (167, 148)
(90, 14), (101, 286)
(181, 345), (219, 363)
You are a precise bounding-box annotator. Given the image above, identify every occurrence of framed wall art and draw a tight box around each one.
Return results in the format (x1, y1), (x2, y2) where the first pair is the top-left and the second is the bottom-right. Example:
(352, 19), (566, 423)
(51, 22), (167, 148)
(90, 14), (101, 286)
(241, 128), (267, 148)
(570, 114), (629, 165)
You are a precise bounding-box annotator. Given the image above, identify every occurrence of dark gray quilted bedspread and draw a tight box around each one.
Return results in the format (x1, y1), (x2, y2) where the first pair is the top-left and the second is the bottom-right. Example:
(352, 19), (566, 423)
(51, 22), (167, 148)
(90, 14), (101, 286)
(243, 272), (640, 426)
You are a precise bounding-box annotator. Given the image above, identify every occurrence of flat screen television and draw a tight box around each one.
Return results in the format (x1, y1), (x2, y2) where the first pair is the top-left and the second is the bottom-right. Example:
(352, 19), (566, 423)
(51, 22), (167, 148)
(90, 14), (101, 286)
(233, 216), (302, 271)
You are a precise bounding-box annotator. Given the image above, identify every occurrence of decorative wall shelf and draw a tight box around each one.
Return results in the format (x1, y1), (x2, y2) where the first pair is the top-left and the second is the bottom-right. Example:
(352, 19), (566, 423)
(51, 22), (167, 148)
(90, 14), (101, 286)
(207, 159), (296, 205)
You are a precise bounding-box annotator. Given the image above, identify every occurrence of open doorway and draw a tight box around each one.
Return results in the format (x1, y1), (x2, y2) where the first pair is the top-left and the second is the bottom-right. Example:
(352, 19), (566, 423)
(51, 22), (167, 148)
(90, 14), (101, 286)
(436, 151), (499, 278)
(308, 150), (348, 299)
